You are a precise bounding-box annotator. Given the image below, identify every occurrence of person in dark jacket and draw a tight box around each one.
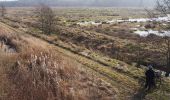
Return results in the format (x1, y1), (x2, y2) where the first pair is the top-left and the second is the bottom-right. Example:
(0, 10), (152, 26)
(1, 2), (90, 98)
(145, 65), (155, 90)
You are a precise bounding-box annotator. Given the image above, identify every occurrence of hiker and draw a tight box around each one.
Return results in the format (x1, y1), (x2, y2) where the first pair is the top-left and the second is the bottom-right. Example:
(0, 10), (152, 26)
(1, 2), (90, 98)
(145, 65), (155, 90)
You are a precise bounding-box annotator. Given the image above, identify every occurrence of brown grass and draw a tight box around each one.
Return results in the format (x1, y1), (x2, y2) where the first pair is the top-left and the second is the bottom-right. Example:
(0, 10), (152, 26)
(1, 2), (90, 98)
(0, 24), (116, 100)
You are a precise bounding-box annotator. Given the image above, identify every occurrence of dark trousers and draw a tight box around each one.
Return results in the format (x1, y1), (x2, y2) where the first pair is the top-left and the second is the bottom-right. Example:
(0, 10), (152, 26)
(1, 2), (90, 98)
(145, 78), (155, 90)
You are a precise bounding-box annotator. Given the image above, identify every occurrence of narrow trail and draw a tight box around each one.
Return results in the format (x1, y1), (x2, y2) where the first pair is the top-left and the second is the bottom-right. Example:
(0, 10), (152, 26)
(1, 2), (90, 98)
(0, 22), (144, 99)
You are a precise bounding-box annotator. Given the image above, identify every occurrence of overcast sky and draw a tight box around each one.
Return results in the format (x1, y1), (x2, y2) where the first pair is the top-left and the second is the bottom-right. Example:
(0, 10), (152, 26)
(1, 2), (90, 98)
(0, 0), (17, 1)
(0, 0), (157, 7)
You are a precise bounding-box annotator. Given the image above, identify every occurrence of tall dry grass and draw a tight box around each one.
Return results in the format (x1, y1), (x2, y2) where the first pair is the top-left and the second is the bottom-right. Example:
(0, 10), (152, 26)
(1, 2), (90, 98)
(0, 27), (116, 100)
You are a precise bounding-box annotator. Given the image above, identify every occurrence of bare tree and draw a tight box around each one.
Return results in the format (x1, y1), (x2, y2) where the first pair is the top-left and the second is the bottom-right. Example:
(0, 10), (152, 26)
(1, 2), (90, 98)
(153, 0), (170, 72)
(36, 4), (56, 34)
(0, 4), (6, 18)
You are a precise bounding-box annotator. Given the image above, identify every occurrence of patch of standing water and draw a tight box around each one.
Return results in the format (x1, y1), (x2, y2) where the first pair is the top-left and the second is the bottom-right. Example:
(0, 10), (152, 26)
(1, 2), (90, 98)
(77, 21), (102, 26)
(134, 30), (170, 37)
(0, 41), (16, 53)
(108, 16), (170, 23)
(77, 15), (170, 26)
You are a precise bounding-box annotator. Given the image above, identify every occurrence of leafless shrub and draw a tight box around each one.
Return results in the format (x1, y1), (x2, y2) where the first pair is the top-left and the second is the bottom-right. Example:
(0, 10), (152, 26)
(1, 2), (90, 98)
(0, 4), (6, 18)
(155, 0), (170, 72)
(36, 4), (57, 35)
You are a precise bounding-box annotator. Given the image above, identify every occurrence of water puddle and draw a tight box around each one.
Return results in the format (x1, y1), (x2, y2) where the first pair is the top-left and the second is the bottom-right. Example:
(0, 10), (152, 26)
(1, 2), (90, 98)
(0, 37), (17, 53)
(77, 21), (102, 26)
(77, 15), (170, 26)
(134, 30), (170, 37)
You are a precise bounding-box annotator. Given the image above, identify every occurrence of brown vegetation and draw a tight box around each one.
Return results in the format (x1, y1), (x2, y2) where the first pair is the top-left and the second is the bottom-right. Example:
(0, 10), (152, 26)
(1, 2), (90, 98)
(1, 7), (170, 99)
(0, 24), (116, 100)
(36, 4), (57, 34)
(2, 8), (168, 70)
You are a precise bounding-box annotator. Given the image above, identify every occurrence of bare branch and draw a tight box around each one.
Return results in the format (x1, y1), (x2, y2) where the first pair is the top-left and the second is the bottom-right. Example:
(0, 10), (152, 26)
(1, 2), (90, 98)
(0, 4), (6, 18)
(36, 4), (56, 34)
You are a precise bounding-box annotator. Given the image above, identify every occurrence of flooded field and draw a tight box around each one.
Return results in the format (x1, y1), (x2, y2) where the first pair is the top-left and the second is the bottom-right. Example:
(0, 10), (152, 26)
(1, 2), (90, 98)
(77, 14), (170, 37)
